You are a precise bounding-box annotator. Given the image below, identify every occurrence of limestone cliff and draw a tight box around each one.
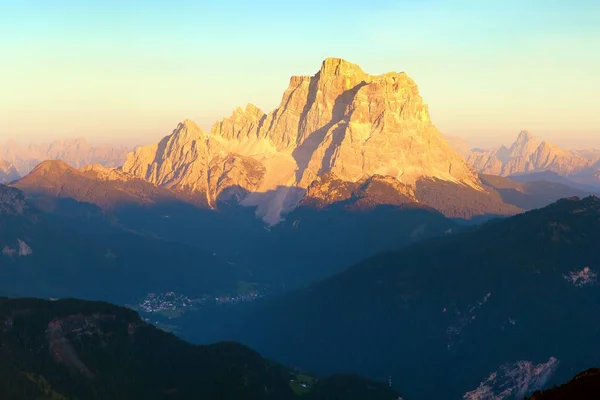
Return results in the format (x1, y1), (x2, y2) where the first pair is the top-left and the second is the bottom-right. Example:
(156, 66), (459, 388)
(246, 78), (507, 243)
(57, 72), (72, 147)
(122, 58), (483, 223)
(208, 58), (478, 187)
(300, 173), (416, 209)
(122, 120), (266, 206)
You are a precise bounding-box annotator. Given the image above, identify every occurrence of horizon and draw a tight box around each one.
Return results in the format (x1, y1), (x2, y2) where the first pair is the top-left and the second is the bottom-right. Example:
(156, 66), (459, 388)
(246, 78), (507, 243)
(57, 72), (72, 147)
(1, 0), (599, 149)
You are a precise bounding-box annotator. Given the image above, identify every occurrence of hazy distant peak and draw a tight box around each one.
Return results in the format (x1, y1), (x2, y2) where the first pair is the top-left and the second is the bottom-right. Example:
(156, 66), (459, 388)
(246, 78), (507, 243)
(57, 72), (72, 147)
(467, 130), (598, 184)
(0, 138), (130, 176)
(516, 130), (534, 142)
(509, 130), (539, 158)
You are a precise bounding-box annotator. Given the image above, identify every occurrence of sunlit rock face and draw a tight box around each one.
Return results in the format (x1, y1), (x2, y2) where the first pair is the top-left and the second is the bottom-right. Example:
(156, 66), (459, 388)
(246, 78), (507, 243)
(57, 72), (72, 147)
(122, 58), (482, 223)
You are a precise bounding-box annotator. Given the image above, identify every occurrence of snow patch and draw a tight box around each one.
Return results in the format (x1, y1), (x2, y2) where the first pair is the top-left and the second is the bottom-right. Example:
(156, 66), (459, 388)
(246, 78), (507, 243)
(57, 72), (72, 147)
(563, 266), (597, 287)
(463, 357), (559, 400)
(17, 240), (33, 256)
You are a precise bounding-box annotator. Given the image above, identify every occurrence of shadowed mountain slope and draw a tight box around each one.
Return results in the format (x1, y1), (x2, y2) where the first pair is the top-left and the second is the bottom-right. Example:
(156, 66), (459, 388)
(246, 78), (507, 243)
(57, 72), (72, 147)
(0, 183), (237, 303)
(228, 196), (600, 400)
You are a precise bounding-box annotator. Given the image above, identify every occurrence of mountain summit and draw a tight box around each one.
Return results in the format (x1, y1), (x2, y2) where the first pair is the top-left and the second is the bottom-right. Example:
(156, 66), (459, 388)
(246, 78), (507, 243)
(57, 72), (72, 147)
(468, 131), (593, 179)
(122, 58), (482, 223)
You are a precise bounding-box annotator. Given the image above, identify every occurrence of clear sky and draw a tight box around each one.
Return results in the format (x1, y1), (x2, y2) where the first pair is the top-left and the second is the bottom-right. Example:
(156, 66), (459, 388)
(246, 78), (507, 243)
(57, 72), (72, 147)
(1, 0), (599, 148)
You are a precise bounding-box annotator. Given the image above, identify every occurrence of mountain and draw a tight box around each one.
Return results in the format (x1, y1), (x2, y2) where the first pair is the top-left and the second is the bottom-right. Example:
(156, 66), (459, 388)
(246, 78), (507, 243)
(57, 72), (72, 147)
(13, 160), (190, 213)
(121, 58), (509, 224)
(0, 137), (130, 176)
(0, 297), (400, 400)
(227, 196), (600, 400)
(299, 172), (520, 220)
(467, 131), (599, 187)
(527, 368), (600, 399)
(0, 158), (20, 183)
(12, 161), (459, 289)
(508, 170), (600, 193)
(0, 183), (237, 303)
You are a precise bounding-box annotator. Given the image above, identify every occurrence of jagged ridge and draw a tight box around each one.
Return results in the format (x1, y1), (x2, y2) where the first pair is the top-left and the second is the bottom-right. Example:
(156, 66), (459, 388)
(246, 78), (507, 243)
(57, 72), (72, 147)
(122, 58), (483, 223)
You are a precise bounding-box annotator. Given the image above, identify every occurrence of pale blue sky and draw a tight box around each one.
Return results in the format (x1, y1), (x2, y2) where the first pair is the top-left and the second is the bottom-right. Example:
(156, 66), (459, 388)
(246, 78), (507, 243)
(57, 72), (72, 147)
(0, 0), (598, 148)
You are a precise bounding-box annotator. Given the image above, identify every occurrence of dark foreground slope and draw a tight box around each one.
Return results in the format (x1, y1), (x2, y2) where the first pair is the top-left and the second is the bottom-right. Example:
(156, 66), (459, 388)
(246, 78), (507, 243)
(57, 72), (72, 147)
(0, 297), (398, 400)
(232, 196), (600, 400)
(527, 368), (600, 400)
(0, 184), (237, 303)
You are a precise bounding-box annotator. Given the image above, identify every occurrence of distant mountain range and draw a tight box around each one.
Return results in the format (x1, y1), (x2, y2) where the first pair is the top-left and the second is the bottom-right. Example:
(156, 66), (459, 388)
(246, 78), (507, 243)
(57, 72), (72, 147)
(0, 297), (399, 400)
(0, 137), (130, 177)
(465, 131), (600, 188)
(224, 196), (600, 400)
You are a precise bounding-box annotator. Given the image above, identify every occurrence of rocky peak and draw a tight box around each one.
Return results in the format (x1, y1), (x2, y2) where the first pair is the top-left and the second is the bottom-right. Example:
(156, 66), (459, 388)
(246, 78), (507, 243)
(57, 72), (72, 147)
(319, 57), (367, 78)
(508, 130), (539, 158)
(122, 58), (481, 222)
(468, 131), (595, 179)
(516, 130), (533, 142)
(243, 103), (265, 118)
(176, 119), (206, 142)
(301, 172), (358, 208)
(211, 104), (266, 141)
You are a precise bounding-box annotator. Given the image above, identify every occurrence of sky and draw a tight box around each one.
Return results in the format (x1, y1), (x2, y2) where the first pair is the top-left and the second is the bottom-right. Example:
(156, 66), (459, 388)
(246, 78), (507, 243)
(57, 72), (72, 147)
(0, 0), (599, 148)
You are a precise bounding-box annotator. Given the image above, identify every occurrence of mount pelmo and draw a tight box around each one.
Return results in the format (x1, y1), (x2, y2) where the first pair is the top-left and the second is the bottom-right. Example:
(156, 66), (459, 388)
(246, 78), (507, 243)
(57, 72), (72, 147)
(122, 58), (487, 223)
